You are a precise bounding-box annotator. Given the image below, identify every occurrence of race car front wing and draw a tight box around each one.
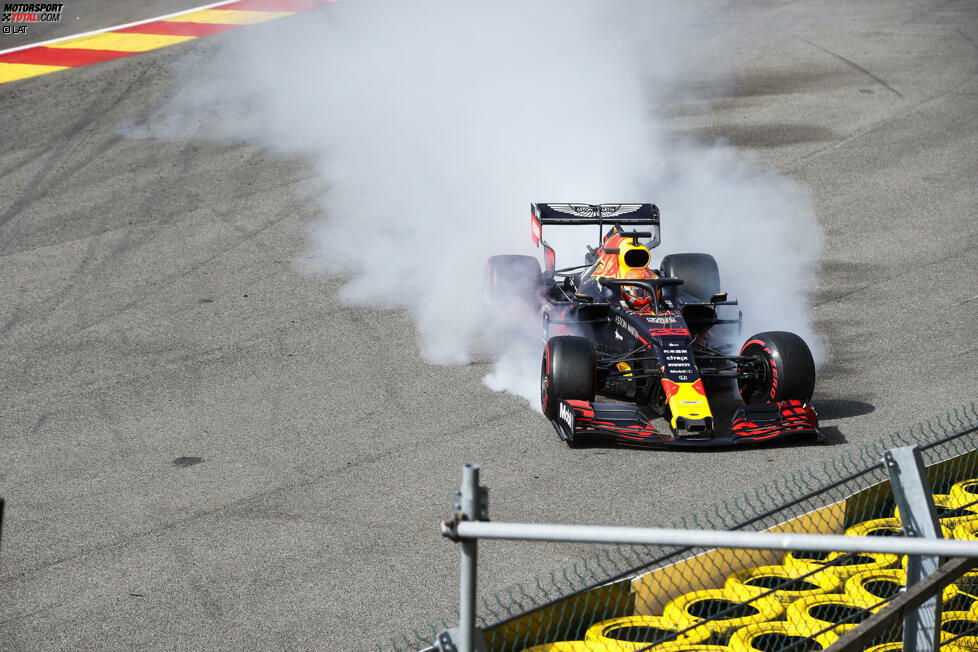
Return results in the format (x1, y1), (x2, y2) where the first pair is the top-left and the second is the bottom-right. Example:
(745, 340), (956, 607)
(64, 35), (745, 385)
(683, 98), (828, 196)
(551, 399), (821, 448)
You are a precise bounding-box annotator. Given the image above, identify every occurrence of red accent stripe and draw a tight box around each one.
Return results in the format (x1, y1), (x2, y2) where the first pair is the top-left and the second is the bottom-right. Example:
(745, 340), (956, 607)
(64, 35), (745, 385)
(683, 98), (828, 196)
(0, 47), (133, 66)
(116, 21), (238, 37)
(661, 379), (680, 401)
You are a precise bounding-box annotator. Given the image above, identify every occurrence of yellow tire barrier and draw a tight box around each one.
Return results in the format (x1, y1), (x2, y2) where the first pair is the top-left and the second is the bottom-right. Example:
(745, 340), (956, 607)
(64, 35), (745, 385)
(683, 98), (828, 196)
(851, 566), (972, 610)
(866, 642), (977, 652)
(786, 594), (876, 636)
(864, 644), (902, 652)
(725, 565), (840, 605)
(941, 610), (978, 649)
(952, 517), (978, 540)
(638, 645), (728, 652)
(662, 589), (783, 636)
(945, 574), (978, 613)
(584, 615), (709, 651)
(845, 517), (904, 537)
(950, 479), (978, 509)
(520, 643), (611, 652)
(728, 620), (838, 651)
(894, 493), (978, 525)
(897, 551), (978, 610)
(844, 569), (906, 608)
(783, 549), (898, 579)
(845, 517), (951, 539)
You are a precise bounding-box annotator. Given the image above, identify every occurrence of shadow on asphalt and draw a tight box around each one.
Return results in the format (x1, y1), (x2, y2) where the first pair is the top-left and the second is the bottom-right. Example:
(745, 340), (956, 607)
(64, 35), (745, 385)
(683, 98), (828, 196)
(814, 398), (876, 420)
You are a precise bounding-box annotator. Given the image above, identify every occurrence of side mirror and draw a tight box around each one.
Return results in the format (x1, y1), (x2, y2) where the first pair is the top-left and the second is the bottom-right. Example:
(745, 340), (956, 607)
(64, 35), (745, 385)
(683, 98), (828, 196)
(710, 292), (728, 303)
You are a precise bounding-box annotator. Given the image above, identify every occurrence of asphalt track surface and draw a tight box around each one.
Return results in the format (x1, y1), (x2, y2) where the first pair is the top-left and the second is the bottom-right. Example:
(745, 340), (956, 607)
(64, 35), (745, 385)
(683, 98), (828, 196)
(1, 1), (976, 649)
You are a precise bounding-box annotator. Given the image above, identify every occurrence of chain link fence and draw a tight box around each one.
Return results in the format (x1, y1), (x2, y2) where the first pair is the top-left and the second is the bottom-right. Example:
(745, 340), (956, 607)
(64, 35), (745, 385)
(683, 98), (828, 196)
(379, 403), (978, 651)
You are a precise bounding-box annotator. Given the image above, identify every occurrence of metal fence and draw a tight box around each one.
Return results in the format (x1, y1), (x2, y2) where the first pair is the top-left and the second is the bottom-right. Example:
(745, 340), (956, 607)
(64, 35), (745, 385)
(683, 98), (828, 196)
(379, 403), (978, 652)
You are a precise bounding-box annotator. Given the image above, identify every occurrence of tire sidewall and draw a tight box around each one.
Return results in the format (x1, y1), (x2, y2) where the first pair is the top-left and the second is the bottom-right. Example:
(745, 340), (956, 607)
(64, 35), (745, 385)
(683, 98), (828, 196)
(740, 338), (783, 403)
(738, 331), (815, 403)
(541, 343), (557, 418)
(541, 336), (595, 418)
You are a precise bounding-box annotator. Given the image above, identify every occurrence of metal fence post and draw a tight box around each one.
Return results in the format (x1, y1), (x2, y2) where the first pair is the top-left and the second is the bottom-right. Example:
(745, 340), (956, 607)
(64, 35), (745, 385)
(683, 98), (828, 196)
(884, 446), (942, 652)
(436, 465), (488, 652)
(458, 464), (480, 652)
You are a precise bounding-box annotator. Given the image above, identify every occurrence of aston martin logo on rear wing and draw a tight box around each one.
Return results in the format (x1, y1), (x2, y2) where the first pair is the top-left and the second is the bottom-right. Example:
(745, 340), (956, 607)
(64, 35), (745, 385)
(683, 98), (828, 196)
(530, 202), (661, 253)
(533, 202), (659, 225)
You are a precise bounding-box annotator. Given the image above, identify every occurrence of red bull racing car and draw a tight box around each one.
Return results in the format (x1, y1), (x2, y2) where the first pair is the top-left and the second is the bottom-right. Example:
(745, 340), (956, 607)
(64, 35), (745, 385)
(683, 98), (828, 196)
(484, 203), (821, 448)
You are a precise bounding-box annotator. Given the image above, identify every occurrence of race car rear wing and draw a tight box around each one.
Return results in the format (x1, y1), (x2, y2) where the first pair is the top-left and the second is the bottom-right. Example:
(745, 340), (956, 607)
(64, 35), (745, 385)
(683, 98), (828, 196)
(530, 204), (661, 265)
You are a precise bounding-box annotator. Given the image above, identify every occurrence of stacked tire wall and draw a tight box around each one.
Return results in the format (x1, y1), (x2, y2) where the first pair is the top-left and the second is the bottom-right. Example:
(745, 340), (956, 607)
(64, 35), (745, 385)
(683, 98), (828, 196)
(504, 469), (978, 651)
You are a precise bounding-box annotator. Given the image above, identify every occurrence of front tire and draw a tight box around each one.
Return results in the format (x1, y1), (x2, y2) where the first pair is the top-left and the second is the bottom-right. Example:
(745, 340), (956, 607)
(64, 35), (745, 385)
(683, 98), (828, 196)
(738, 331), (816, 404)
(541, 336), (596, 419)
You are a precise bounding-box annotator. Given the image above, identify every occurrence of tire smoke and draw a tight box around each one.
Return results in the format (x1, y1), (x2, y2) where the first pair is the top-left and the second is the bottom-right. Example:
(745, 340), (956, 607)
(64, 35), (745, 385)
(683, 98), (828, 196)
(149, 0), (824, 408)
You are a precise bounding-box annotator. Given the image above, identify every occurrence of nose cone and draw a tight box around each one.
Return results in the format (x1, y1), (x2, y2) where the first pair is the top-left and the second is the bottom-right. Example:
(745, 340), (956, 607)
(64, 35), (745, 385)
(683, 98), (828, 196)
(662, 378), (714, 436)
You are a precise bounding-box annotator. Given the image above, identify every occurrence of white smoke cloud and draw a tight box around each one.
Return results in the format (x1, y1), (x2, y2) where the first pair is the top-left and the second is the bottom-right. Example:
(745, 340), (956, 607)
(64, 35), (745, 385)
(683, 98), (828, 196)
(148, 0), (824, 404)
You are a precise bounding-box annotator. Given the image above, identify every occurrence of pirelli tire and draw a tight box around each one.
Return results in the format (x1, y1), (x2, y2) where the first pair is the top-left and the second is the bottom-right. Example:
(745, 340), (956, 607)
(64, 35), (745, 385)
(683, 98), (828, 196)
(484, 254), (543, 308)
(541, 336), (595, 420)
(660, 253), (721, 302)
(738, 331), (816, 404)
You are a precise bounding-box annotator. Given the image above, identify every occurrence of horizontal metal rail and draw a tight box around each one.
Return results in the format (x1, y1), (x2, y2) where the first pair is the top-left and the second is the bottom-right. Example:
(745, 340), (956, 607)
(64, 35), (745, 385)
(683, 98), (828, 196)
(444, 520), (978, 557)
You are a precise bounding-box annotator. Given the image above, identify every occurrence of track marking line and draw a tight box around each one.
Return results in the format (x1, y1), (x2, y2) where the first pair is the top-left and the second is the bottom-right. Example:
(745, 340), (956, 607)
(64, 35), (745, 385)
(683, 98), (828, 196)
(0, 47), (132, 66)
(0, 62), (70, 83)
(45, 32), (197, 52)
(165, 9), (294, 24)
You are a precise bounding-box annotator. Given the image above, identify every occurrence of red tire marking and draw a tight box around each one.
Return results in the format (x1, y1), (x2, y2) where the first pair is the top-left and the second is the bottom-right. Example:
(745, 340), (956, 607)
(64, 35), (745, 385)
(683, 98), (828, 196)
(742, 339), (766, 353)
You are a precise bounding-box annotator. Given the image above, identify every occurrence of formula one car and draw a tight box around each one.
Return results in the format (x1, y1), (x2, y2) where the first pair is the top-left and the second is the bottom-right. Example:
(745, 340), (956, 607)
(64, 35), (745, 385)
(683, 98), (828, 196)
(484, 203), (821, 448)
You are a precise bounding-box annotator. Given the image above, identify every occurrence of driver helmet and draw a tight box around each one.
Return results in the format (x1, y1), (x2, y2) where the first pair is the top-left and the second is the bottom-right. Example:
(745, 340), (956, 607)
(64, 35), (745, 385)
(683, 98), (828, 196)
(623, 268), (654, 310)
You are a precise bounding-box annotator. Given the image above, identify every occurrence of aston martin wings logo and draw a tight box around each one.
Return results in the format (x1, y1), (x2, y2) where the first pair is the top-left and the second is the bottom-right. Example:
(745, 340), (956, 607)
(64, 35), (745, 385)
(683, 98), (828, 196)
(547, 203), (645, 218)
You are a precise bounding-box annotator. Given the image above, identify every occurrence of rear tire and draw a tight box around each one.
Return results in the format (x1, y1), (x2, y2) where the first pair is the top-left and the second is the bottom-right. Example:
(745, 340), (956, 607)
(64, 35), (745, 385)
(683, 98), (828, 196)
(660, 253), (721, 302)
(738, 331), (816, 404)
(484, 255), (542, 308)
(541, 336), (596, 419)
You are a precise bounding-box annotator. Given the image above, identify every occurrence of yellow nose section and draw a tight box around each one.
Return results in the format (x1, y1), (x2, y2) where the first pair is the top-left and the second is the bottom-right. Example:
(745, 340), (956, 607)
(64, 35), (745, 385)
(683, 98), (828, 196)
(662, 379), (713, 430)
